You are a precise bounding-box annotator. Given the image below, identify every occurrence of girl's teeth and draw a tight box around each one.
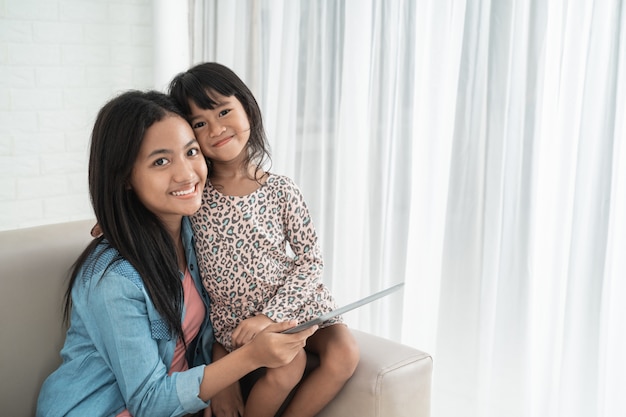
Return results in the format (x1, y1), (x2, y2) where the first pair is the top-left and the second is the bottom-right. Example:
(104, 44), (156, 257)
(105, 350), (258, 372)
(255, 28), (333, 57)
(172, 187), (194, 196)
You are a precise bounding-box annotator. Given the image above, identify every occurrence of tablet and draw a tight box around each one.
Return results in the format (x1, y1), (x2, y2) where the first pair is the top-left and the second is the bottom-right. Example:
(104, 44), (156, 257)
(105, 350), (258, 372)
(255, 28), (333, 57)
(282, 282), (405, 334)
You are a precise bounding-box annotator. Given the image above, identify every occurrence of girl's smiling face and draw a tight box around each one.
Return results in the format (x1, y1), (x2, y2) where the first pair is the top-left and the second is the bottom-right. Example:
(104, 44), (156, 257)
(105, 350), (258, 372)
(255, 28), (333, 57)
(187, 92), (251, 166)
(129, 114), (207, 227)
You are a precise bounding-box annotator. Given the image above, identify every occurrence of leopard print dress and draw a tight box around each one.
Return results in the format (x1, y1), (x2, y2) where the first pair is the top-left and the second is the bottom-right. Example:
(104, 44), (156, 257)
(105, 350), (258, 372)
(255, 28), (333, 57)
(191, 174), (340, 352)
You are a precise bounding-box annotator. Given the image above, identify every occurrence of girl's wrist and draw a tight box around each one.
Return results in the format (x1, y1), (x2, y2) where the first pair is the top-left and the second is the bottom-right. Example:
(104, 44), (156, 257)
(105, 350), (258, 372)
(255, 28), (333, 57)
(230, 342), (263, 369)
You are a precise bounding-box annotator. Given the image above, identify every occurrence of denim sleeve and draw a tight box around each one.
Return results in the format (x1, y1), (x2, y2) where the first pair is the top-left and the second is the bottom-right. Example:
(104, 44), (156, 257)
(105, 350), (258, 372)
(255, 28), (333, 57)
(88, 270), (209, 416)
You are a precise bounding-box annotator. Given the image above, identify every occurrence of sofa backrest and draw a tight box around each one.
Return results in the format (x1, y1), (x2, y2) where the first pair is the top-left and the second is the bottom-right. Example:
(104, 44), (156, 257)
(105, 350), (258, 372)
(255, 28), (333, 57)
(0, 220), (94, 417)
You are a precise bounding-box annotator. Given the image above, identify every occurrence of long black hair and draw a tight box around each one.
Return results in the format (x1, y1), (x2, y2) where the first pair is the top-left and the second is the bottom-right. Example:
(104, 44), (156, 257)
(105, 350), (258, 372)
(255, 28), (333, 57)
(64, 91), (188, 340)
(169, 62), (271, 179)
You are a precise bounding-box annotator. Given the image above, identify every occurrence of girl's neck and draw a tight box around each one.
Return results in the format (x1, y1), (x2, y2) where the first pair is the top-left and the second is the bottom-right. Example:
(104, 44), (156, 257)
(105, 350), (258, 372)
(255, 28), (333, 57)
(209, 155), (258, 177)
(210, 164), (267, 197)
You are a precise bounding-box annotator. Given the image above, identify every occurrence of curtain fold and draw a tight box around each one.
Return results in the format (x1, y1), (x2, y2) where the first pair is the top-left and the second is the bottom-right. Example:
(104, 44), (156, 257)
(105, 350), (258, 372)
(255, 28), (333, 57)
(188, 1), (626, 416)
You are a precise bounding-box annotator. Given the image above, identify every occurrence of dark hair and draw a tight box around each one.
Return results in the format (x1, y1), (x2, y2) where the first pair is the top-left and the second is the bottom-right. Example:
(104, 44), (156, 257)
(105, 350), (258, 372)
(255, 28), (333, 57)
(64, 91), (187, 341)
(168, 62), (271, 179)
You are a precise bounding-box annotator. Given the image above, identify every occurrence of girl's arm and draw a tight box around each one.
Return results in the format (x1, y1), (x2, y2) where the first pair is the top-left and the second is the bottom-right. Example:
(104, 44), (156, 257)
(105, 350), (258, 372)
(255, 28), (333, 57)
(261, 178), (326, 321)
(206, 342), (244, 416)
(198, 321), (315, 401)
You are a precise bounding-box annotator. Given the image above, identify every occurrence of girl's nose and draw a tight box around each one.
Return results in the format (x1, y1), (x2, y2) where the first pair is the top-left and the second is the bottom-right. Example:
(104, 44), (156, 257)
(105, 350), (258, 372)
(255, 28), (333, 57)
(208, 120), (226, 137)
(174, 158), (196, 182)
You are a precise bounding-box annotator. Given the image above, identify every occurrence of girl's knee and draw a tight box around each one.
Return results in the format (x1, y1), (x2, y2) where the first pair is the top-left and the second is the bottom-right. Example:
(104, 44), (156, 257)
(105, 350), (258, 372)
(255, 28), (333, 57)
(340, 339), (360, 376)
(322, 337), (360, 379)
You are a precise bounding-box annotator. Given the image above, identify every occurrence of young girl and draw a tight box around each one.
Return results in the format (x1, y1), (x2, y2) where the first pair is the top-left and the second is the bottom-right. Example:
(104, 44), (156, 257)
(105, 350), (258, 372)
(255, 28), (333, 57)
(36, 91), (316, 417)
(169, 63), (360, 417)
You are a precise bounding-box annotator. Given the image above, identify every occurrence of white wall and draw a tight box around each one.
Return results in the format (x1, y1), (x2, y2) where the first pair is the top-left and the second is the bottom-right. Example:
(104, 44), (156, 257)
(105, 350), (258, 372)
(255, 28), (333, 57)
(0, 0), (155, 231)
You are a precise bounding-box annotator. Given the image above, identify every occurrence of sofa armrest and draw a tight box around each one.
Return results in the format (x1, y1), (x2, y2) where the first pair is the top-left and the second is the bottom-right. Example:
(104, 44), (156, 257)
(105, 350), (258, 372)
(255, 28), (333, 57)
(317, 329), (432, 417)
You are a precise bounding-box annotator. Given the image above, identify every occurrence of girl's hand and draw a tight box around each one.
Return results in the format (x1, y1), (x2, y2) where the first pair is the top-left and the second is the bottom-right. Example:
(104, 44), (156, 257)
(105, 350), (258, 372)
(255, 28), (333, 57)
(231, 314), (273, 349)
(248, 321), (317, 368)
(209, 382), (244, 417)
(203, 406), (213, 417)
(197, 321), (316, 401)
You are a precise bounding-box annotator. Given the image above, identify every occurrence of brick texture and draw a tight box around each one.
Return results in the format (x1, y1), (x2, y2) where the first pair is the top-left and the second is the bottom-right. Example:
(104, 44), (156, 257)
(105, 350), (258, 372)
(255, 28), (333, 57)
(0, 0), (154, 231)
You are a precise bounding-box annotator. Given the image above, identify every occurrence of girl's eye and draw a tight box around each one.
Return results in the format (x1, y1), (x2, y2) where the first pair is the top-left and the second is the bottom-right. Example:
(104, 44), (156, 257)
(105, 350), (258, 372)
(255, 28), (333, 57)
(188, 148), (200, 157)
(192, 121), (206, 129)
(218, 109), (230, 117)
(153, 158), (169, 166)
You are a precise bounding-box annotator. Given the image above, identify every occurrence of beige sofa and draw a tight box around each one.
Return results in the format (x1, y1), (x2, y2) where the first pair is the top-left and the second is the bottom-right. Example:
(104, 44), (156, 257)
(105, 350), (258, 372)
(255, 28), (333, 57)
(0, 220), (432, 417)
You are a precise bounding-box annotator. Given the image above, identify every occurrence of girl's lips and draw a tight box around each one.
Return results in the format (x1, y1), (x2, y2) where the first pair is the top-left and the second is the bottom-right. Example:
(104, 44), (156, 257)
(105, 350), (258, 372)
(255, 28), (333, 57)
(213, 135), (233, 147)
(171, 183), (198, 197)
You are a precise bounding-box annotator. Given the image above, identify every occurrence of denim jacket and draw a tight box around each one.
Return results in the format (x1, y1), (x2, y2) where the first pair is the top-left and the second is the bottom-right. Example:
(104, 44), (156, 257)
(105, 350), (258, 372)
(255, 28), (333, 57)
(36, 217), (215, 417)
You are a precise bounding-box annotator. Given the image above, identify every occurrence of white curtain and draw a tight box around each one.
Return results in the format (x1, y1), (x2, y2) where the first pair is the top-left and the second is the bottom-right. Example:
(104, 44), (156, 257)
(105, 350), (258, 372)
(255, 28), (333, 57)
(188, 1), (626, 416)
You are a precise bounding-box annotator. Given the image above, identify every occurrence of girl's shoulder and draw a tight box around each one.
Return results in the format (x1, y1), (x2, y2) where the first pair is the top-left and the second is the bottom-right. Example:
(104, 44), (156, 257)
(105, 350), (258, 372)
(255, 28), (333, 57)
(265, 173), (300, 190)
(263, 174), (307, 206)
(81, 242), (144, 291)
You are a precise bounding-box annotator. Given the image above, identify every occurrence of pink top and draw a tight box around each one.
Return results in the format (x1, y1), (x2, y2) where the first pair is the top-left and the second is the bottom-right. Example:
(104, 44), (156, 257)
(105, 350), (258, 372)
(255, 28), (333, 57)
(170, 268), (206, 373)
(116, 268), (206, 417)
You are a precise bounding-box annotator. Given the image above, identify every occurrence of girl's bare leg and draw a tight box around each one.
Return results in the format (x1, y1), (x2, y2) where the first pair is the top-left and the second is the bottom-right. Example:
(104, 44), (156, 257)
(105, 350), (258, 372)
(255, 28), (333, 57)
(280, 324), (359, 417)
(244, 348), (307, 417)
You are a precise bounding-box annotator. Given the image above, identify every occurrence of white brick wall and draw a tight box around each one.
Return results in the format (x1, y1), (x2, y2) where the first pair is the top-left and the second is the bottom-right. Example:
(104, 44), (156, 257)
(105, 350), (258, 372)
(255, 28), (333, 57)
(0, 0), (155, 231)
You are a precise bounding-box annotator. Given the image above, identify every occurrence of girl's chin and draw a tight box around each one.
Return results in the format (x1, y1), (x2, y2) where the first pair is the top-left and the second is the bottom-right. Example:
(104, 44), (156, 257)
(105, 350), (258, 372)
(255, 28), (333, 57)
(183, 205), (202, 216)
